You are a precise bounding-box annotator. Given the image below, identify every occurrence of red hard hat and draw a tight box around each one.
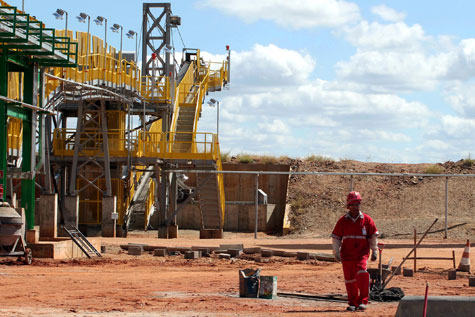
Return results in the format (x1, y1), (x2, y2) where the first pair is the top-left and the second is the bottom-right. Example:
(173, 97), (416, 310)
(347, 191), (362, 205)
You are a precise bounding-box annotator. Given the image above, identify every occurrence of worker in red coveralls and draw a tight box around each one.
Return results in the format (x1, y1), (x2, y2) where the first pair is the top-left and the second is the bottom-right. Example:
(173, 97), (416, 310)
(331, 191), (379, 312)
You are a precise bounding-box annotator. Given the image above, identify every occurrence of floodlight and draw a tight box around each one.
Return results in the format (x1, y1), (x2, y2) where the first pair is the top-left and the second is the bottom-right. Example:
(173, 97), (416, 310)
(76, 12), (89, 23)
(94, 16), (105, 25)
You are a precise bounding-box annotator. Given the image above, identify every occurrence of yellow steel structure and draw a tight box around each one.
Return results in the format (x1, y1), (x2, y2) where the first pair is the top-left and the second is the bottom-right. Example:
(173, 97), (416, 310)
(40, 29), (228, 229)
(4, 0), (229, 230)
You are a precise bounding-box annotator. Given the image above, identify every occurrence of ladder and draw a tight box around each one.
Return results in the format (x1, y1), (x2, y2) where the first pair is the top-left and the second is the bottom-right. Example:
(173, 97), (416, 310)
(63, 224), (102, 258)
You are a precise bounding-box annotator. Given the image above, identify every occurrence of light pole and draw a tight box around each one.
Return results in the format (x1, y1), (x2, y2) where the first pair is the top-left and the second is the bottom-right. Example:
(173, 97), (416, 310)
(111, 23), (123, 87)
(77, 12), (90, 82)
(126, 30), (138, 66)
(94, 16), (108, 84)
(52, 9), (68, 32)
(207, 98), (220, 136)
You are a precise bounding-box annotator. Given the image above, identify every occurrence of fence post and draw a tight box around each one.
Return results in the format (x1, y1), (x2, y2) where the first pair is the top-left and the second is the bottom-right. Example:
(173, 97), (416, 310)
(254, 173), (259, 239)
(349, 175), (353, 191)
(445, 176), (448, 239)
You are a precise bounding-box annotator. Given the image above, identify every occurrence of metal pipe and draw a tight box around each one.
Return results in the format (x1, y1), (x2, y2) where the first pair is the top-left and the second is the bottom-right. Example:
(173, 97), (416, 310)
(445, 176), (448, 239)
(0, 95), (55, 114)
(382, 218), (438, 289)
(254, 173), (259, 239)
(166, 169), (475, 178)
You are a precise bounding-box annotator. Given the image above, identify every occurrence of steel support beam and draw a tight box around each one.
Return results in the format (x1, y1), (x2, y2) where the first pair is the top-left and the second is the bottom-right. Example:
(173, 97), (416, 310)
(21, 63), (38, 229)
(0, 53), (7, 201)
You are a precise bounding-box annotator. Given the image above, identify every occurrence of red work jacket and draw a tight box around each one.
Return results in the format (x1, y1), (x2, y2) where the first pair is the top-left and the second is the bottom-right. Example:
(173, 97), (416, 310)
(331, 212), (378, 261)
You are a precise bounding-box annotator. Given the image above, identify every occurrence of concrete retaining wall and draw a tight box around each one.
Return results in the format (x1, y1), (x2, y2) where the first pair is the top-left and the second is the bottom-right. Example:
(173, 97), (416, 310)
(176, 203), (280, 232)
(396, 296), (475, 317)
(179, 163), (290, 232)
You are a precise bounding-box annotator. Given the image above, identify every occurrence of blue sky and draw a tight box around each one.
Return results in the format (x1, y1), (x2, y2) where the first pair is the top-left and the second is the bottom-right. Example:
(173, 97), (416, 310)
(12, 0), (475, 163)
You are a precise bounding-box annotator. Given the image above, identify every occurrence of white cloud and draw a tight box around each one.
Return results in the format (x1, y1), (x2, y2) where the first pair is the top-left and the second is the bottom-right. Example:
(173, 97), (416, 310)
(198, 0), (360, 29)
(445, 82), (475, 117)
(230, 44), (316, 87)
(371, 5), (406, 22)
(341, 21), (427, 51)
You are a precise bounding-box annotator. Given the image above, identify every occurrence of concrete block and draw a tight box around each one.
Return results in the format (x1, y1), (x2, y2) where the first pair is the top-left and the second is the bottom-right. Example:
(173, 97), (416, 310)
(255, 257), (269, 263)
(403, 268), (414, 277)
(60, 195), (79, 237)
(297, 252), (309, 260)
(193, 247), (210, 257)
(127, 243), (146, 251)
(100, 245), (106, 253)
(391, 266), (402, 275)
(469, 276), (475, 287)
(228, 249), (243, 257)
(168, 246), (192, 253)
(243, 247), (261, 254)
(396, 296), (475, 317)
(273, 250), (285, 257)
(448, 269), (457, 280)
(219, 253), (231, 259)
(39, 194), (58, 238)
(213, 249), (227, 254)
(184, 251), (201, 259)
(154, 249), (167, 257)
(26, 227), (39, 244)
(283, 251), (297, 257)
(220, 244), (243, 250)
(261, 249), (274, 257)
(102, 196), (117, 237)
(200, 229), (223, 239)
(168, 225), (178, 239)
(128, 246), (142, 256)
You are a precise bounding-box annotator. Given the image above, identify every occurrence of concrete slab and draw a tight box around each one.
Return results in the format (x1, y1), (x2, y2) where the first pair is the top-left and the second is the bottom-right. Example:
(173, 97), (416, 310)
(220, 244), (243, 250)
(128, 245), (142, 256)
(28, 238), (101, 259)
(184, 251), (201, 259)
(396, 296), (475, 317)
(154, 249), (166, 257)
(297, 252), (310, 260)
(227, 249), (243, 257)
(200, 229), (223, 239)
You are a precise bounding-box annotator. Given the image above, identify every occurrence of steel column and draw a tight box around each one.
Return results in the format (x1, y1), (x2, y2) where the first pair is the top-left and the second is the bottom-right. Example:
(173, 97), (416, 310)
(21, 63), (38, 229)
(0, 53), (7, 201)
(100, 100), (112, 196)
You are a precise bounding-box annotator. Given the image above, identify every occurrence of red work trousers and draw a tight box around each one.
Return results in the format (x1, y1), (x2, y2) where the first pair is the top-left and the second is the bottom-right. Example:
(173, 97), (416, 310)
(341, 259), (370, 307)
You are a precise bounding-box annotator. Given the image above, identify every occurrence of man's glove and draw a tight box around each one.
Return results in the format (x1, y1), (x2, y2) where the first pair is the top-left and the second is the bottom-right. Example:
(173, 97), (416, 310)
(334, 252), (341, 262)
(371, 250), (378, 262)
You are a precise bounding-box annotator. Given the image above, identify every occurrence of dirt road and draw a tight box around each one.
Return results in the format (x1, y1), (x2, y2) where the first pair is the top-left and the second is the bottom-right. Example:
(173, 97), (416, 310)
(0, 231), (474, 316)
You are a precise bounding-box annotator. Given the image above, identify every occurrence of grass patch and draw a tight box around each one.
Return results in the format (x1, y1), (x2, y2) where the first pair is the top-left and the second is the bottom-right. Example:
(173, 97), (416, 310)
(423, 164), (444, 174)
(220, 151), (231, 162)
(305, 154), (335, 163)
(259, 155), (279, 164)
(290, 195), (306, 214)
(463, 155), (475, 168)
(237, 154), (254, 164)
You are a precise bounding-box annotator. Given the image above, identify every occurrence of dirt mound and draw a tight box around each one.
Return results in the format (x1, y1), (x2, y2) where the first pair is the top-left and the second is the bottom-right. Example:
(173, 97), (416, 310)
(284, 159), (475, 240)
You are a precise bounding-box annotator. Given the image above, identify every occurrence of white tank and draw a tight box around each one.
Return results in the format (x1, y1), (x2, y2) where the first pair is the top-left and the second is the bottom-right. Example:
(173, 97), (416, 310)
(0, 202), (24, 248)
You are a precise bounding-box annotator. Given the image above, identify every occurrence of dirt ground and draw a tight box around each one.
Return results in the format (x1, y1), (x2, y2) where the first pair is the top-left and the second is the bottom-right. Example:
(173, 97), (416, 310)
(1, 230), (475, 316)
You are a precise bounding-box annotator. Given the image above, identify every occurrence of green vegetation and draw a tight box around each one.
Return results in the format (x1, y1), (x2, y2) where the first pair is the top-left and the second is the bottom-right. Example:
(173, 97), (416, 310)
(237, 154), (254, 164)
(423, 164), (444, 174)
(305, 154), (335, 162)
(259, 155), (279, 164)
(463, 154), (475, 168)
(220, 151), (231, 162)
(290, 195), (306, 214)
